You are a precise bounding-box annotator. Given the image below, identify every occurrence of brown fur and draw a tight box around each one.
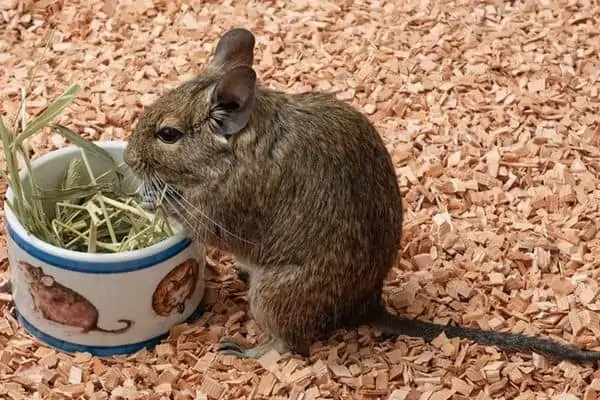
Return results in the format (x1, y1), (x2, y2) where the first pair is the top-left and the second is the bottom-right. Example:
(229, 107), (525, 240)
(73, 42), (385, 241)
(124, 28), (600, 363)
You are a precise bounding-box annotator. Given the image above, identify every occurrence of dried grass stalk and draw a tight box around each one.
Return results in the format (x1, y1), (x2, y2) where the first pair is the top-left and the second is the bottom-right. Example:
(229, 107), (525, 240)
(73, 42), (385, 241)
(1, 87), (175, 253)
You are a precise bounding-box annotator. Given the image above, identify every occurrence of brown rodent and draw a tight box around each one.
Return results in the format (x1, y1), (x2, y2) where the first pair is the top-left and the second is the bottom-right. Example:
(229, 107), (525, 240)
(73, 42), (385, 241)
(20, 262), (133, 334)
(124, 28), (600, 363)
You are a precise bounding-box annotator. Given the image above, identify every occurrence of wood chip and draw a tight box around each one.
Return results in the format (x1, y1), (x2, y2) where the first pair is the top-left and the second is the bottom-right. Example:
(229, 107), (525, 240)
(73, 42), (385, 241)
(198, 377), (225, 400)
(68, 366), (82, 384)
(257, 373), (276, 397)
(328, 364), (352, 378)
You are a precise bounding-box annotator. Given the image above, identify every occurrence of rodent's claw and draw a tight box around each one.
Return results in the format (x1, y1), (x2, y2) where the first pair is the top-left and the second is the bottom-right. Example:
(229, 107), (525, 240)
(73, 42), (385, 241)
(233, 265), (250, 285)
(218, 337), (253, 358)
(218, 337), (245, 351)
(218, 337), (288, 359)
(219, 348), (250, 358)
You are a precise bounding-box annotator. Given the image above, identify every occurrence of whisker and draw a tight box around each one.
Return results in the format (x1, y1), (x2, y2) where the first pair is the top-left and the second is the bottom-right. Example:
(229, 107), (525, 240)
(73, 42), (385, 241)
(147, 174), (211, 240)
(143, 172), (256, 247)
(164, 185), (255, 246)
(164, 192), (211, 233)
(162, 192), (211, 243)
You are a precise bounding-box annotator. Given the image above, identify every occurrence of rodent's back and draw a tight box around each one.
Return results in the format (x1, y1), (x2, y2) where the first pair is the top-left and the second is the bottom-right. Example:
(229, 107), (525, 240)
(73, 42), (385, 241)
(230, 89), (403, 285)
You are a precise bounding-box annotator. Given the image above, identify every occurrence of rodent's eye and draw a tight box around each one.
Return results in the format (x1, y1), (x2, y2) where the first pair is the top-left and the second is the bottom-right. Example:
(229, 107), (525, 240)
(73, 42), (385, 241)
(156, 127), (184, 144)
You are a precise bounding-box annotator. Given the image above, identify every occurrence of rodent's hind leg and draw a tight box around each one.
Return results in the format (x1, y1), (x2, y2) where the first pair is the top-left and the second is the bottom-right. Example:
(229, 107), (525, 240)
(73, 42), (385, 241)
(218, 336), (289, 359)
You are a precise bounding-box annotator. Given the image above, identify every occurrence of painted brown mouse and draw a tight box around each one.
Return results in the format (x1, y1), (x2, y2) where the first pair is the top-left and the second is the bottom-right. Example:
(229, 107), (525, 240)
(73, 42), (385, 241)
(20, 261), (133, 334)
(124, 28), (600, 363)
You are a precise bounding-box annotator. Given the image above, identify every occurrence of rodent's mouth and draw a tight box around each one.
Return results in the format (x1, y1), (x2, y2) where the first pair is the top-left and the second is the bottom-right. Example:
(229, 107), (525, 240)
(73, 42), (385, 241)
(138, 180), (158, 211)
(137, 177), (184, 213)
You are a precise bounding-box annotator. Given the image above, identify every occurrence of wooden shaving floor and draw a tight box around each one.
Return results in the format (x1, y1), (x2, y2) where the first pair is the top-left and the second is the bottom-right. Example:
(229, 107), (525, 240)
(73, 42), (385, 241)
(1, 1), (600, 399)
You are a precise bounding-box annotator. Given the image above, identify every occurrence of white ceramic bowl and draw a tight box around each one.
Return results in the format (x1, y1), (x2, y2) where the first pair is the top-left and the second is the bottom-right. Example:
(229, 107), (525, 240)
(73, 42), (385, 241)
(4, 140), (205, 357)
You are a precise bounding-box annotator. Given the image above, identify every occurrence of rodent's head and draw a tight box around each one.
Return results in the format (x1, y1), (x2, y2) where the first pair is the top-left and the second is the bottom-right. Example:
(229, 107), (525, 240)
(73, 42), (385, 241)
(124, 28), (258, 192)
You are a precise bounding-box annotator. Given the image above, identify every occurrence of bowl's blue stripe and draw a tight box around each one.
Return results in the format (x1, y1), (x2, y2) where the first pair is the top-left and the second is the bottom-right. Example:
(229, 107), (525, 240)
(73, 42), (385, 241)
(15, 303), (205, 357)
(5, 222), (193, 274)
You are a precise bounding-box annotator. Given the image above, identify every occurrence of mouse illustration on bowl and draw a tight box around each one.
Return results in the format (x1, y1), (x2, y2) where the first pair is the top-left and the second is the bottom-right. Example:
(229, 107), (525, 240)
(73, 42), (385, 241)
(19, 261), (133, 334)
(151, 257), (200, 316)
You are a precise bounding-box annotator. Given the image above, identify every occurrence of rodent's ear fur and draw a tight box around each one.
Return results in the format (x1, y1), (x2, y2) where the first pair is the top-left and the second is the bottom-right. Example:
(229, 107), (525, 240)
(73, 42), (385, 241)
(210, 28), (255, 71)
(211, 65), (257, 137)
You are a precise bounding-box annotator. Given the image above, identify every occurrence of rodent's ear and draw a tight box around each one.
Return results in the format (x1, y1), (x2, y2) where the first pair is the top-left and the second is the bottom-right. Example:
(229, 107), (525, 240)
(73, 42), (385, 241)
(209, 28), (255, 71)
(211, 65), (257, 137)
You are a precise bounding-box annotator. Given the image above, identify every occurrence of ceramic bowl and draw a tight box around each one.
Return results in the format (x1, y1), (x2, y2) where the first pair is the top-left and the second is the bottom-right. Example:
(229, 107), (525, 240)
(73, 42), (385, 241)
(3, 140), (205, 357)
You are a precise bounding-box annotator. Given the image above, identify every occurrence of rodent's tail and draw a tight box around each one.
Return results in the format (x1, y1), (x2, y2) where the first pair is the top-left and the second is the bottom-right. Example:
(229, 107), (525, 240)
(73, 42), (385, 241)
(372, 310), (600, 363)
(95, 319), (134, 334)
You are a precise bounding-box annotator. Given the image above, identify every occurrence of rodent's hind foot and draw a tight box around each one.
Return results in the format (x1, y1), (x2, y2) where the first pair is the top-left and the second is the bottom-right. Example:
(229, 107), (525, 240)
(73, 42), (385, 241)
(218, 336), (245, 355)
(218, 336), (288, 359)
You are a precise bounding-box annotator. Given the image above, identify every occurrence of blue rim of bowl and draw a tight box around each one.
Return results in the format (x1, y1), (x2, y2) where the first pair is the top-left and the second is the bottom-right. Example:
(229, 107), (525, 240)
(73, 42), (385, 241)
(15, 302), (205, 357)
(3, 141), (195, 274)
(5, 222), (193, 273)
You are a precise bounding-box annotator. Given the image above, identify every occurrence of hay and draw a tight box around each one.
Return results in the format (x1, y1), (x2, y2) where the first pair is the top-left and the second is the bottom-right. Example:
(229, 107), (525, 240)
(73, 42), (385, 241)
(0, 82), (175, 253)
(1, 1), (600, 399)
